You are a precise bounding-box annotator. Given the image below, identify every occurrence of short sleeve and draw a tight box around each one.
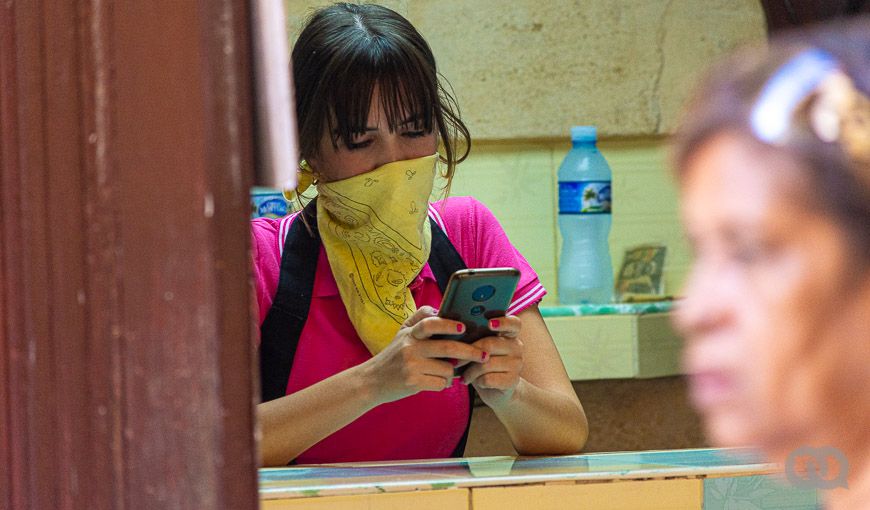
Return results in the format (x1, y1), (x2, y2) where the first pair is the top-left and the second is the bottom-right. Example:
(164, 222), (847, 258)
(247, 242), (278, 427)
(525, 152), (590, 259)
(432, 197), (547, 316)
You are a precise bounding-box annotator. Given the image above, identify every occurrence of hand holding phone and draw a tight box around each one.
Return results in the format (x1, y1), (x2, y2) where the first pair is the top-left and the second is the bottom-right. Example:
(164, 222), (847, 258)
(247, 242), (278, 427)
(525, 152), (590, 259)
(433, 268), (520, 343)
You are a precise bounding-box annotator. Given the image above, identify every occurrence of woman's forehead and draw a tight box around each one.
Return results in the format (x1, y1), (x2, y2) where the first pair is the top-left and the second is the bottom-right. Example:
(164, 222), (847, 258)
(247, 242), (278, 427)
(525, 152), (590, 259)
(689, 132), (810, 186)
(681, 133), (810, 227)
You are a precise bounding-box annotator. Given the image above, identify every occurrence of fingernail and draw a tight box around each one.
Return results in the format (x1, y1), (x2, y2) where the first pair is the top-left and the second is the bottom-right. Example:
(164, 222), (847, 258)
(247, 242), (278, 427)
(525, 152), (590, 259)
(449, 358), (458, 366)
(489, 319), (500, 329)
(481, 351), (489, 362)
(456, 323), (464, 333)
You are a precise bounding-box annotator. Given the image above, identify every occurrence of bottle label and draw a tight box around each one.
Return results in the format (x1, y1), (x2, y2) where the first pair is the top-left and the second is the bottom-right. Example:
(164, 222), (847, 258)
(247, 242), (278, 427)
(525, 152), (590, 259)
(559, 181), (612, 214)
(251, 193), (289, 219)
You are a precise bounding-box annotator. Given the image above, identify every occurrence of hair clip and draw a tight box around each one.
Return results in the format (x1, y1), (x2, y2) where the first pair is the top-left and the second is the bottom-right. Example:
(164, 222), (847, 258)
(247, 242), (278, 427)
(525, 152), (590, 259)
(282, 160), (316, 201)
(811, 73), (870, 166)
(750, 48), (839, 144)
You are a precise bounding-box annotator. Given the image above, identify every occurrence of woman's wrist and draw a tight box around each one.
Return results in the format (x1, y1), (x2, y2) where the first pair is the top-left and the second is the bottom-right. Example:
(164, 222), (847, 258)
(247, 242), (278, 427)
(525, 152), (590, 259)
(350, 359), (385, 408)
(484, 376), (526, 412)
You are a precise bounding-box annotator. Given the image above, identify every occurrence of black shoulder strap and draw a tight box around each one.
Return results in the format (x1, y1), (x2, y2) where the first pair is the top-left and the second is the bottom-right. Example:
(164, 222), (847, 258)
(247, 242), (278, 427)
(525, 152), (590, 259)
(259, 200), (320, 403)
(257, 201), (475, 457)
(426, 218), (477, 459)
(428, 216), (467, 289)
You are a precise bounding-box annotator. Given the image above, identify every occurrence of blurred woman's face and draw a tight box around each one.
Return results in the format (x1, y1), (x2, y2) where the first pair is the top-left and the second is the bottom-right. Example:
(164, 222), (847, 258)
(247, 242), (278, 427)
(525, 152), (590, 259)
(675, 132), (870, 458)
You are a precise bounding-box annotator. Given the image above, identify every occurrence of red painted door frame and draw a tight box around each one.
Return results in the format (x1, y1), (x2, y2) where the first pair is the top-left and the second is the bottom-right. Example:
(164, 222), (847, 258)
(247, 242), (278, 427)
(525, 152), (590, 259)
(1, 1), (259, 508)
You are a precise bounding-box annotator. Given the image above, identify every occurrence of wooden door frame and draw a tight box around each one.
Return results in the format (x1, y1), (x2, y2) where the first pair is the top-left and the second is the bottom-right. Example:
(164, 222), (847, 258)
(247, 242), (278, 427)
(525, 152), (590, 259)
(1, 1), (259, 508)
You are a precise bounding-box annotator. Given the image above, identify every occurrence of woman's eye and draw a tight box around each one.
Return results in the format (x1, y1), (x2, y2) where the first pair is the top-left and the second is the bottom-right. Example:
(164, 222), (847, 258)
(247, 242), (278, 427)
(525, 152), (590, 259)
(731, 242), (769, 266)
(345, 139), (373, 150)
(733, 248), (761, 265)
(402, 130), (426, 139)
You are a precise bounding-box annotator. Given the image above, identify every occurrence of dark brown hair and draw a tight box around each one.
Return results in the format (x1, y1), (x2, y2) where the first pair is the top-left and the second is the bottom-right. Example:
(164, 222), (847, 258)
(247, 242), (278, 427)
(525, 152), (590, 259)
(292, 3), (470, 190)
(673, 17), (870, 258)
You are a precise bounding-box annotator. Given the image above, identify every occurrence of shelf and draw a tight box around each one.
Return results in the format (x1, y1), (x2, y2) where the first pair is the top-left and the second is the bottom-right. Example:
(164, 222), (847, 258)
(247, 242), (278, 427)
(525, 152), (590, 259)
(542, 311), (683, 381)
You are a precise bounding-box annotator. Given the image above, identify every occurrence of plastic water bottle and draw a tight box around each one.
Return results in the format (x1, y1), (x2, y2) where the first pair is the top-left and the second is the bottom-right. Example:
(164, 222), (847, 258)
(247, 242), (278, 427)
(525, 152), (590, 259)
(557, 126), (614, 304)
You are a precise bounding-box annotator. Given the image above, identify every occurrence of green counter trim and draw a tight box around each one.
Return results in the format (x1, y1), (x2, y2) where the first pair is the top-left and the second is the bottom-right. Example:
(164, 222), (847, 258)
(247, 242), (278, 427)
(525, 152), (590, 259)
(540, 301), (674, 317)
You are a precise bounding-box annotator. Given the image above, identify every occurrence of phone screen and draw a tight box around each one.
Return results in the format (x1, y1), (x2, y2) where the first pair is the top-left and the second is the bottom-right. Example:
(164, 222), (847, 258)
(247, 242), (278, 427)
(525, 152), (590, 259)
(435, 268), (520, 343)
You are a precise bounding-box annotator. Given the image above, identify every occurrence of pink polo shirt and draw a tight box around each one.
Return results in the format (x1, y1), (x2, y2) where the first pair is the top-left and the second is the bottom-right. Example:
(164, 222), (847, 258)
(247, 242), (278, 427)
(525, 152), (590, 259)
(251, 196), (546, 463)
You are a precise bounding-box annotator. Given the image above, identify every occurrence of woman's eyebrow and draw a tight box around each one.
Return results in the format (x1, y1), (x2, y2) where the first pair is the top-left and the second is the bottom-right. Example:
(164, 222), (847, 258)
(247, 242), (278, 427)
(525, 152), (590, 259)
(331, 126), (379, 137)
(330, 115), (421, 137)
(399, 114), (421, 126)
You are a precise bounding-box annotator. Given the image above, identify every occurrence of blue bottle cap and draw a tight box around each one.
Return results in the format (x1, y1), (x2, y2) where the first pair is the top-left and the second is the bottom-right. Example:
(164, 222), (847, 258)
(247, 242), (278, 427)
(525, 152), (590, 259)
(570, 125), (597, 142)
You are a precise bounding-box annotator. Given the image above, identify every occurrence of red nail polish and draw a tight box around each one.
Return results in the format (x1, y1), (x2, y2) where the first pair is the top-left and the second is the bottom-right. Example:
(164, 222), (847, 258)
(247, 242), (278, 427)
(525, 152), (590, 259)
(481, 351), (489, 362)
(490, 319), (500, 329)
(449, 358), (458, 366)
(456, 323), (464, 333)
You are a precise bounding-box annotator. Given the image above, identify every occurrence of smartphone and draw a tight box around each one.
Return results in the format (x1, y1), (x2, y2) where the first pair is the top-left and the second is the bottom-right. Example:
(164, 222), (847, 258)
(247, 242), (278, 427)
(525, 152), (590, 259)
(433, 267), (521, 343)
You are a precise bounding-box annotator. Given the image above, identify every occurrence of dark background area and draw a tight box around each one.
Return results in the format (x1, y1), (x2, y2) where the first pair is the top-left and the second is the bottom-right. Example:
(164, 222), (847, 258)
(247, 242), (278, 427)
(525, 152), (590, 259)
(761, 0), (870, 32)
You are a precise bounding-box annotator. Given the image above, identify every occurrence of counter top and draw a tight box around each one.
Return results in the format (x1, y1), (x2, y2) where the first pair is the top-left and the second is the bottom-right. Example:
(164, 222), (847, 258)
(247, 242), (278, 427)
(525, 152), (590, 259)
(259, 447), (775, 500)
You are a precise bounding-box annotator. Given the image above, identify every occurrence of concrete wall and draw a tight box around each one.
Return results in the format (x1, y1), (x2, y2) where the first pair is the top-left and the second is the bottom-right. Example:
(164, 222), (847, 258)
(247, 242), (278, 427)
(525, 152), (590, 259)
(285, 0), (766, 139)
(283, 1), (767, 302)
(446, 138), (689, 304)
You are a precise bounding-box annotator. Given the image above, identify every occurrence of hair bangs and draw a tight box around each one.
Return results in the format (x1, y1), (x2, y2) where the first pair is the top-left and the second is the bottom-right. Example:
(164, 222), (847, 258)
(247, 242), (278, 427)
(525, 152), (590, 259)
(325, 35), (437, 150)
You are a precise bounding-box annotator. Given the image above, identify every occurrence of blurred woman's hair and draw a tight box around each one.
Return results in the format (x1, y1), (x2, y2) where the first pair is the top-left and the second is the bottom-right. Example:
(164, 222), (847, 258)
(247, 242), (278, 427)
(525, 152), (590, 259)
(292, 3), (470, 191)
(673, 17), (870, 259)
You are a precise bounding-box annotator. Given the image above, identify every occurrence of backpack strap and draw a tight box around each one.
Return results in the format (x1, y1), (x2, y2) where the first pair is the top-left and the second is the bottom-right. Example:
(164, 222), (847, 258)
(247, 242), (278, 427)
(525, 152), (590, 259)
(258, 201), (320, 403)
(257, 199), (475, 457)
(428, 218), (467, 290)
(425, 217), (476, 459)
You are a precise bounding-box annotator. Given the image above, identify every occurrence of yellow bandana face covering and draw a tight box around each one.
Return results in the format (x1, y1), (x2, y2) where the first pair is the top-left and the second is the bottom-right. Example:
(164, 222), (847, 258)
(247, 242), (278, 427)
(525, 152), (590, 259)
(316, 154), (437, 354)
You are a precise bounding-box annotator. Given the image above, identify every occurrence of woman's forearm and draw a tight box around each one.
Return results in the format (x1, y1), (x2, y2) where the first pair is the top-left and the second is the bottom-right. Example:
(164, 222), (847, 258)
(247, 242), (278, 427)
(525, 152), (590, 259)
(489, 378), (588, 455)
(256, 307), (494, 466)
(256, 363), (379, 466)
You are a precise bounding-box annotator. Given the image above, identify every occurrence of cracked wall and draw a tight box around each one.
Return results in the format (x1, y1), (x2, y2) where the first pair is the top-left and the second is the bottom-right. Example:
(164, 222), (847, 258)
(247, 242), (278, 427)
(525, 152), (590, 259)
(283, 1), (768, 304)
(285, 0), (766, 139)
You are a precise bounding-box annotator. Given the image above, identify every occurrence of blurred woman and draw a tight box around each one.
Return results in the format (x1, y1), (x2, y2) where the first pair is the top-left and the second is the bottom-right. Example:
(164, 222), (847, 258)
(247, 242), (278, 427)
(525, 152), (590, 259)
(673, 19), (870, 510)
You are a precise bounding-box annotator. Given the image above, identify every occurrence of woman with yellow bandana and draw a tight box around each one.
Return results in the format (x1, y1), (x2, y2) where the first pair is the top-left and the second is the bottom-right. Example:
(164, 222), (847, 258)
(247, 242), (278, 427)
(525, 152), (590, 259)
(252, 3), (587, 466)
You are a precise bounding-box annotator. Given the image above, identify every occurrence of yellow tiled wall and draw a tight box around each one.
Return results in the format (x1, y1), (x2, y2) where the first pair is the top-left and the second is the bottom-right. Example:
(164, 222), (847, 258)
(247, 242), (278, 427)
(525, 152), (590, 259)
(446, 138), (689, 305)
